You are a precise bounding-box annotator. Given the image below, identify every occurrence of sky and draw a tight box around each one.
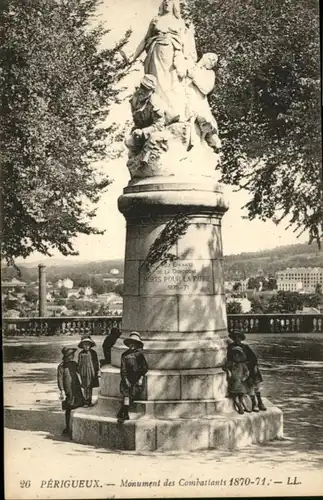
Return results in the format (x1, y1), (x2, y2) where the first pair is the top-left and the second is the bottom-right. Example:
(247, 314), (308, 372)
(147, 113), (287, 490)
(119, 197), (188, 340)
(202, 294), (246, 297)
(17, 0), (307, 265)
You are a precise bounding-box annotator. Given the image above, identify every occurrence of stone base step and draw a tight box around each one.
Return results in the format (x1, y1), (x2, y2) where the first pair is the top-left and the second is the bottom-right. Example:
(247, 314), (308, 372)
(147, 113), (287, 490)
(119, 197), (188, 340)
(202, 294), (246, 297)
(96, 395), (235, 419)
(71, 399), (283, 451)
(100, 364), (227, 400)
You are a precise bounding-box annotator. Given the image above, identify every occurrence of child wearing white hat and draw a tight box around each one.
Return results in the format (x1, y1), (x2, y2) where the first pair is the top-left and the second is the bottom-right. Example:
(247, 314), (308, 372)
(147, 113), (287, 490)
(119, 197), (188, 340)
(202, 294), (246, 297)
(117, 332), (149, 423)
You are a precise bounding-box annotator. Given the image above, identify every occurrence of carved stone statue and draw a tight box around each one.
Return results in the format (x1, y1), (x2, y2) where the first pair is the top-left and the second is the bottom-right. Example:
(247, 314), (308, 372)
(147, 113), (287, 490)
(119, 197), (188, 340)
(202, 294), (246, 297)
(131, 0), (196, 122)
(125, 74), (183, 178)
(125, 0), (222, 180)
(186, 53), (222, 152)
(125, 75), (165, 158)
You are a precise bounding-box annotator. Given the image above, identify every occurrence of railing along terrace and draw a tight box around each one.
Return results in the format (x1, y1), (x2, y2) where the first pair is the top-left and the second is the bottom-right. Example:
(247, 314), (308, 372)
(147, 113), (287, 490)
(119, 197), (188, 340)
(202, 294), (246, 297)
(228, 313), (323, 334)
(2, 316), (122, 336)
(2, 313), (323, 336)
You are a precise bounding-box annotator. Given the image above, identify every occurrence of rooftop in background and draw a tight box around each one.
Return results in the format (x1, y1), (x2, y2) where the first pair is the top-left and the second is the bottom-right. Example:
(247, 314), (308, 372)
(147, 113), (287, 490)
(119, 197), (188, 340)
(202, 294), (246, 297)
(2, 278), (27, 287)
(278, 267), (323, 272)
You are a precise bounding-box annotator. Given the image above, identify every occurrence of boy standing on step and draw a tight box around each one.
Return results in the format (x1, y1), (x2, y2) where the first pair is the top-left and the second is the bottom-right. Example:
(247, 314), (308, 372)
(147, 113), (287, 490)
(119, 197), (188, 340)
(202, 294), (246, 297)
(117, 332), (149, 424)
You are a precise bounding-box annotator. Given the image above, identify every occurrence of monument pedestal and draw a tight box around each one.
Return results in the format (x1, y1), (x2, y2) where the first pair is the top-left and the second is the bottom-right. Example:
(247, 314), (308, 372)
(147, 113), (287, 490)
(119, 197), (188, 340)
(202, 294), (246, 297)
(72, 177), (283, 451)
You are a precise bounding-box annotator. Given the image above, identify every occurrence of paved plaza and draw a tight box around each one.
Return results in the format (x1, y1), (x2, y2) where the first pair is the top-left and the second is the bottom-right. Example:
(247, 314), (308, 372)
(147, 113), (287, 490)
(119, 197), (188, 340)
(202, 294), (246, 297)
(4, 334), (323, 498)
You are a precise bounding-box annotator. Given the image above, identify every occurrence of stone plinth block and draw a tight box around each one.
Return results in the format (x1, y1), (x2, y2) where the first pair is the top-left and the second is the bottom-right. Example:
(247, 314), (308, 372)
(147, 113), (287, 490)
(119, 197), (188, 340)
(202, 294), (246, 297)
(72, 399), (283, 452)
(118, 179), (229, 374)
(99, 365), (227, 401)
(96, 395), (235, 419)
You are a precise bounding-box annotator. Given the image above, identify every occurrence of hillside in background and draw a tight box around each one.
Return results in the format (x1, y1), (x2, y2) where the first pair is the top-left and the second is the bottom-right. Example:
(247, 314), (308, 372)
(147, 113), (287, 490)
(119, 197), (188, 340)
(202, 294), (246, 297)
(1, 243), (322, 283)
(223, 243), (323, 279)
(1, 259), (124, 283)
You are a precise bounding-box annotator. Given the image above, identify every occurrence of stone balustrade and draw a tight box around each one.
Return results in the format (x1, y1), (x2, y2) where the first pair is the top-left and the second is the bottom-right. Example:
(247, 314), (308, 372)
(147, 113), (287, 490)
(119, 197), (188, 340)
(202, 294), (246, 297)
(2, 313), (323, 336)
(2, 316), (122, 336)
(228, 313), (323, 334)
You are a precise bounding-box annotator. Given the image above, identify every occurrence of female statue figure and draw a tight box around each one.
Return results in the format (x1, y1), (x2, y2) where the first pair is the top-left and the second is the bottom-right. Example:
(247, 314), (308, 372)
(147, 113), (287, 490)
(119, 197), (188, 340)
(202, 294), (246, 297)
(131, 0), (195, 122)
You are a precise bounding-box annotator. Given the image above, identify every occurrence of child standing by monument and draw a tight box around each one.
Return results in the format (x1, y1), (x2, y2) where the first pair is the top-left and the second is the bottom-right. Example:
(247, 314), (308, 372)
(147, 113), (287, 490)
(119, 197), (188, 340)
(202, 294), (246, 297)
(77, 335), (100, 407)
(57, 347), (84, 436)
(227, 328), (267, 412)
(117, 332), (149, 424)
(224, 345), (250, 414)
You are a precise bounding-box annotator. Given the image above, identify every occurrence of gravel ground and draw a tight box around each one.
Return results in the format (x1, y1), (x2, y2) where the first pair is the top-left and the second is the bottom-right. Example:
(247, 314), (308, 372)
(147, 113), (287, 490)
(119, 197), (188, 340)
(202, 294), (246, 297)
(4, 335), (323, 499)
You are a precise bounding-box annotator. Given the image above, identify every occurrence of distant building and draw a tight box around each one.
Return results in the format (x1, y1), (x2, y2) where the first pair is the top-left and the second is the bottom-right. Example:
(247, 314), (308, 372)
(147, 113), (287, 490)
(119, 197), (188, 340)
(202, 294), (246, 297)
(239, 279), (249, 292)
(55, 278), (74, 289)
(224, 281), (235, 292)
(277, 268), (323, 293)
(96, 292), (123, 313)
(46, 304), (67, 316)
(79, 286), (93, 297)
(66, 288), (80, 298)
(110, 268), (120, 275)
(96, 292), (118, 304)
(2, 278), (27, 291)
(301, 307), (321, 314)
(3, 309), (21, 319)
(227, 297), (251, 313)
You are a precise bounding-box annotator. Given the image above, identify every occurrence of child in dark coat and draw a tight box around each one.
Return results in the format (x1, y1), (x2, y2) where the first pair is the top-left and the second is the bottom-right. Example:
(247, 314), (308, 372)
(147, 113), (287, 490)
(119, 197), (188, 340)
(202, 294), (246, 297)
(77, 335), (100, 407)
(224, 345), (250, 414)
(117, 332), (148, 423)
(227, 328), (267, 412)
(57, 347), (84, 435)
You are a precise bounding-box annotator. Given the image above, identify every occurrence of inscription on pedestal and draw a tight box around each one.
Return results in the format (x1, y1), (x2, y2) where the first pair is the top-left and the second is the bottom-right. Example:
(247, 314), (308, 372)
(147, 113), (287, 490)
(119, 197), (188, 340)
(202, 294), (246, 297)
(140, 260), (214, 295)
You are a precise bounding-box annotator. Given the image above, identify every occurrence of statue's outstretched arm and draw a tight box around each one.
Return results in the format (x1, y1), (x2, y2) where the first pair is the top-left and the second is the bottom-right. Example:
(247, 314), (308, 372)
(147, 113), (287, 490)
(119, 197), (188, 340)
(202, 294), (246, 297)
(132, 20), (154, 62)
(183, 23), (198, 64)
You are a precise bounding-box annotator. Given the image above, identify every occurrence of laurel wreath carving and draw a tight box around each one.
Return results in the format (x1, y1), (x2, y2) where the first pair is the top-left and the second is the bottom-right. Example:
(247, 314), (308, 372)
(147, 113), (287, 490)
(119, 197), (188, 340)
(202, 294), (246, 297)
(142, 213), (190, 275)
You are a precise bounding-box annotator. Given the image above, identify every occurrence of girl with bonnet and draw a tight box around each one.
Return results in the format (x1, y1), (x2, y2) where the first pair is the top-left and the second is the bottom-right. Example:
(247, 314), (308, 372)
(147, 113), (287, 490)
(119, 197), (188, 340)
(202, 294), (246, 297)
(227, 328), (267, 412)
(77, 335), (100, 407)
(224, 344), (250, 414)
(57, 347), (84, 436)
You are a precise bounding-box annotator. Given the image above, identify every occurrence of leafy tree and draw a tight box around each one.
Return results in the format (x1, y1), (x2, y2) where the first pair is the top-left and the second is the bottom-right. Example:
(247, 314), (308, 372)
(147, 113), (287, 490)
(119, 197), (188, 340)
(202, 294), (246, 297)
(91, 277), (106, 295)
(226, 300), (243, 314)
(250, 296), (266, 314)
(1, 0), (129, 264)
(59, 287), (68, 299)
(71, 275), (92, 288)
(232, 282), (241, 291)
(302, 293), (321, 309)
(247, 276), (264, 290)
(267, 277), (277, 291)
(103, 279), (116, 293)
(25, 287), (38, 303)
(189, 0), (321, 245)
(267, 291), (304, 313)
(114, 282), (124, 296)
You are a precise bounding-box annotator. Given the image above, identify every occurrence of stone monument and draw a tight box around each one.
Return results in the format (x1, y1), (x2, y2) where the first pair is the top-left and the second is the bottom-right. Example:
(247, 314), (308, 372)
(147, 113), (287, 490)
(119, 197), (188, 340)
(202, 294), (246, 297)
(72, 0), (283, 451)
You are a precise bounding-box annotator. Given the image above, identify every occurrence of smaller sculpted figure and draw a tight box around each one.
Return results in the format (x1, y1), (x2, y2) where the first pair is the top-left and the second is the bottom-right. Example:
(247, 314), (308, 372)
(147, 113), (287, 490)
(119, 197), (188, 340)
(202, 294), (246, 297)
(224, 345), (250, 415)
(77, 335), (100, 407)
(186, 52), (222, 152)
(57, 347), (84, 436)
(125, 74), (166, 161)
(101, 325), (122, 366)
(116, 332), (149, 424)
(227, 329), (267, 412)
